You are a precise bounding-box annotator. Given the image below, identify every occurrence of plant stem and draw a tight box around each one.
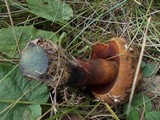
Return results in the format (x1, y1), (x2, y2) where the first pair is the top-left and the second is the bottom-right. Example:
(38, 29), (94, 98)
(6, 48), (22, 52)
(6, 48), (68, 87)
(104, 103), (120, 120)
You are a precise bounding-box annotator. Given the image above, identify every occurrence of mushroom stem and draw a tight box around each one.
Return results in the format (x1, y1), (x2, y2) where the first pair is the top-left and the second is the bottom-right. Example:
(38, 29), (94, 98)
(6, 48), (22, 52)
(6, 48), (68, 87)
(68, 59), (118, 86)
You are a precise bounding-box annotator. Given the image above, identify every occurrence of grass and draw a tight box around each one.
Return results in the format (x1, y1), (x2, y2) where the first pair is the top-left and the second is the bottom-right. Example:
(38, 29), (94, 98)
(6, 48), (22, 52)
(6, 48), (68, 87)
(0, 0), (160, 119)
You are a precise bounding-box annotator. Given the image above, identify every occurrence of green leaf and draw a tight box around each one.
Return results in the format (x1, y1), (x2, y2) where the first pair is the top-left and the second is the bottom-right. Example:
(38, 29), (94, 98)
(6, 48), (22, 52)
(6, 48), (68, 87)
(0, 26), (58, 57)
(144, 111), (160, 120)
(141, 61), (146, 69)
(0, 63), (49, 120)
(26, 0), (73, 22)
(142, 63), (157, 77)
(123, 104), (140, 120)
(123, 94), (152, 120)
(0, 104), (41, 120)
(132, 94), (152, 112)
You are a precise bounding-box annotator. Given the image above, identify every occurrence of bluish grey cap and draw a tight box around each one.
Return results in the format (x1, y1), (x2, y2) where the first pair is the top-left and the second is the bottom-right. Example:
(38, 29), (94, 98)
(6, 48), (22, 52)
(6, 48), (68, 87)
(20, 43), (49, 79)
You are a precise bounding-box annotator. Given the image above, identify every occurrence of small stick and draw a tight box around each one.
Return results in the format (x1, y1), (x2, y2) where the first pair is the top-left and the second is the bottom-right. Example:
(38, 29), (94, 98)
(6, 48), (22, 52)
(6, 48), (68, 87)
(104, 103), (120, 120)
(127, 17), (151, 115)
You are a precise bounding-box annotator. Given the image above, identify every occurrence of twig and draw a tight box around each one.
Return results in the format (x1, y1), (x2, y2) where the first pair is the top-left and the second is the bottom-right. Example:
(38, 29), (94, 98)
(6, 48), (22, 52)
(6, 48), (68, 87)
(104, 103), (120, 120)
(4, 0), (20, 54)
(127, 17), (151, 115)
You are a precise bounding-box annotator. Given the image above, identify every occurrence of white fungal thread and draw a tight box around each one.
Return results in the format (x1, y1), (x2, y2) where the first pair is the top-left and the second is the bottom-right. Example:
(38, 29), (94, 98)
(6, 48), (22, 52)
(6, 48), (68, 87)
(125, 43), (133, 52)
(125, 43), (128, 50)
(30, 38), (40, 44)
(129, 47), (133, 51)
(95, 97), (101, 102)
(108, 93), (121, 103)
(35, 70), (43, 75)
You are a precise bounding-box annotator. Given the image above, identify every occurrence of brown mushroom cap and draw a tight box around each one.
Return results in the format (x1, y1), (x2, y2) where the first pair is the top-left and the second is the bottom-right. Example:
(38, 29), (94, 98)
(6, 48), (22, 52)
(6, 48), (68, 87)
(91, 37), (142, 104)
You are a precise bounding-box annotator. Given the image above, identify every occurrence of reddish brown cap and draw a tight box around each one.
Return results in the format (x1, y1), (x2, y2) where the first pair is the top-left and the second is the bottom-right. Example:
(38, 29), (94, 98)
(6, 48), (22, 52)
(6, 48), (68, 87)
(91, 37), (142, 104)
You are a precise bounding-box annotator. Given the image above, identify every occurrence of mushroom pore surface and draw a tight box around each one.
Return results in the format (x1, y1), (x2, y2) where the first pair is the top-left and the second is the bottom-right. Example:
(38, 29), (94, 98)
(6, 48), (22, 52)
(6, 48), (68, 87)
(91, 37), (142, 104)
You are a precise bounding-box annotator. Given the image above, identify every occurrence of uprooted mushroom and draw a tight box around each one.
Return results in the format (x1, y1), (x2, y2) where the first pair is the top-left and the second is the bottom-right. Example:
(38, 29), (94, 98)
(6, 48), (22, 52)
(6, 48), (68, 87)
(20, 37), (142, 105)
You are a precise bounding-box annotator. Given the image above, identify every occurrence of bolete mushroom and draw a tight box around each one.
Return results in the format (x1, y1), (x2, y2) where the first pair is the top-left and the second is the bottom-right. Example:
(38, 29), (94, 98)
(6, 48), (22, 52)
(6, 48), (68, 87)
(20, 37), (142, 105)
(90, 37), (142, 104)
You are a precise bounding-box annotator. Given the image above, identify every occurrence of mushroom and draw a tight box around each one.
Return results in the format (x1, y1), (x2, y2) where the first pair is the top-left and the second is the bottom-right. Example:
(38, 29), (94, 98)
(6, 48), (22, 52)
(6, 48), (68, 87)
(89, 37), (142, 104)
(20, 37), (142, 105)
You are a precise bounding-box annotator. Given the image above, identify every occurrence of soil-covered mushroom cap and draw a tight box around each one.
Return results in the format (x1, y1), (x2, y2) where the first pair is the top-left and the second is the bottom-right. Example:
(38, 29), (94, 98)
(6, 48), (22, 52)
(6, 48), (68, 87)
(20, 38), (77, 87)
